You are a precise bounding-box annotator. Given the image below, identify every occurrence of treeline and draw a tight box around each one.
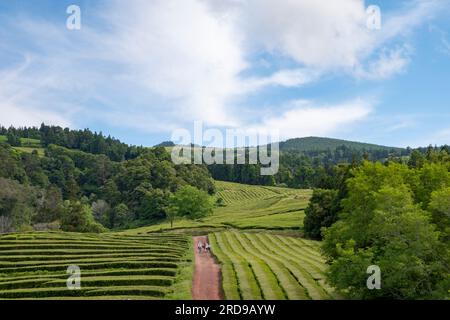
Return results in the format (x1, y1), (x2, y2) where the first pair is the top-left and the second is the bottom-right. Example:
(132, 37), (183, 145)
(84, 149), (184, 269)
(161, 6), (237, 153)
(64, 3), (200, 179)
(208, 144), (411, 188)
(303, 147), (450, 299)
(0, 141), (214, 233)
(1, 124), (143, 161)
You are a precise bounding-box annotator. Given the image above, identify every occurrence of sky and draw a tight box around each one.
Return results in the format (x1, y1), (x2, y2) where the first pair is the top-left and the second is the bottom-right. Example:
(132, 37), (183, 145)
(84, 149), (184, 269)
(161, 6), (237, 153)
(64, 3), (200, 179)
(0, 0), (450, 148)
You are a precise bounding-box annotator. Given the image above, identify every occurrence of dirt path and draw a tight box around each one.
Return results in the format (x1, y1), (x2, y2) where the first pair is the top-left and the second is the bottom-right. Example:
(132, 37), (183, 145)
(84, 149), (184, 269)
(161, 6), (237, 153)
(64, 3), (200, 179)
(192, 236), (223, 300)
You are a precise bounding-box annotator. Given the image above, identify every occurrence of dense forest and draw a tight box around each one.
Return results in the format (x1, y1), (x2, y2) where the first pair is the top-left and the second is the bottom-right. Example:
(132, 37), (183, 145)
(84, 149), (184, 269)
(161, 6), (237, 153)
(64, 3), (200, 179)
(0, 125), (214, 233)
(208, 143), (412, 188)
(303, 148), (450, 299)
(1, 124), (143, 161)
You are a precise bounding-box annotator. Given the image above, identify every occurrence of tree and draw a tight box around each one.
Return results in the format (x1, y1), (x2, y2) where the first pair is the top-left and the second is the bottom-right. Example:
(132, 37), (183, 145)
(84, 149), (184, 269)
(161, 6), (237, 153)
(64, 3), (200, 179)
(35, 185), (64, 223)
(6, 132), (21, 147)
(61, 201), (105, 233)
(167, 186), (213, 228)
(91, 199), (111, 226)
(0, 215), (13, 234)
(322, 162), (449, 299)
(303, 189), (339, 240)
(111, 203), (132, 228)
(0, 178), (39, 230)
(139, 188), (169, 221)
(408, 150), (425, 168)
(428, 187), (450, 243)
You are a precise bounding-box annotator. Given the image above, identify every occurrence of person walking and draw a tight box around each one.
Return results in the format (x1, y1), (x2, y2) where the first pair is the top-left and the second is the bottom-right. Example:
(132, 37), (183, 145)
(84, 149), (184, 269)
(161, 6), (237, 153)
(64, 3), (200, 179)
(197, 240), (203, 253)
(205, 242), (211, 253)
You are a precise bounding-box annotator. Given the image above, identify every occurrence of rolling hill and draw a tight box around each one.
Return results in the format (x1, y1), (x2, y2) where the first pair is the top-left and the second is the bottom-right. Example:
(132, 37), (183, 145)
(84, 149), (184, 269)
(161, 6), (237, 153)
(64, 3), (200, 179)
(279, 136), (404, 152)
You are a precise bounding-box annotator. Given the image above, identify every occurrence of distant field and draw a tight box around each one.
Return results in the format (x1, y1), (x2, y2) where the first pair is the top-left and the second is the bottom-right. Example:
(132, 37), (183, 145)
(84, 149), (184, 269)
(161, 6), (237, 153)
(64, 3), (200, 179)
(209, 231), (336, 300)
(12, 147), (45, 157)
(0, 135), (45, 156)
(0, 232), (191, 300)
(125, 181), (311, 234)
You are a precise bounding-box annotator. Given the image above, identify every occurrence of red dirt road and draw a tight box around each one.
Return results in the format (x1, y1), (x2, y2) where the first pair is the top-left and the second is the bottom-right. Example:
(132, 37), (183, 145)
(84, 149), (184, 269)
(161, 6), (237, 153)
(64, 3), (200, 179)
(192, 236), (223, 300)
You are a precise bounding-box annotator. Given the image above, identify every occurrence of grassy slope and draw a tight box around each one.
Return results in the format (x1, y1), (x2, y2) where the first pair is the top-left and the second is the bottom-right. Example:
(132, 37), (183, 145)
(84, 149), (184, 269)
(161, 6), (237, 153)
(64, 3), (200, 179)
(122, 181), (311, 234)
(0, 135), (45, 156)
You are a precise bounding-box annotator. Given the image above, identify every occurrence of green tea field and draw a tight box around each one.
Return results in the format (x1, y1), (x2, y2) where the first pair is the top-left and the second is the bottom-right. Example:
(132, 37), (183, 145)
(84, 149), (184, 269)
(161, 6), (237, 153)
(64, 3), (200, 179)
(125, 181), (312, 234)
(209, 231), (336, 300)
(0, 232), (191, 299)
(0, 181), (334, 300)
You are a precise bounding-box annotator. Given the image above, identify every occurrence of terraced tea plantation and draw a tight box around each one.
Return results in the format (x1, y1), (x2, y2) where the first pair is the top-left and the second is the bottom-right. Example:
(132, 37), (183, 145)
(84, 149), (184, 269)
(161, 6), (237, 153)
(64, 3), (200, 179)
(209, 231), (336, 300)
(126, 181), (312, 234)
(0, 232), (190, 299)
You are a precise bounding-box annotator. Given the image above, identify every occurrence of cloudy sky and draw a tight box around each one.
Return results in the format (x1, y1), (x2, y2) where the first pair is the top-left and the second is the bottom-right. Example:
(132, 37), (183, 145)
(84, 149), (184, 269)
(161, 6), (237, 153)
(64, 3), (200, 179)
(0, 0), (450, 147)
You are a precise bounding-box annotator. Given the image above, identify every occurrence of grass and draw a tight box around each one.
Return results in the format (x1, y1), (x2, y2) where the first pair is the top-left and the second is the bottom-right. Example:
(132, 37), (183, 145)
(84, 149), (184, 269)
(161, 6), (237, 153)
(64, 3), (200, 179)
(12, 147), (45, 157)
(0, 135), (45, 157)
(0, 135), (40, 147)
(123, 181), (312, 234)
(0, 232), (191, 300)
(210, 231), (337, 300)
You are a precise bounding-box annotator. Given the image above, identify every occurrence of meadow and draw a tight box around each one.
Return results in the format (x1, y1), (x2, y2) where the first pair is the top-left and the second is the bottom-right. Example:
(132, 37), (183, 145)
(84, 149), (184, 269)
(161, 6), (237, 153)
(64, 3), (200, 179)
(0, 135), (45, 156)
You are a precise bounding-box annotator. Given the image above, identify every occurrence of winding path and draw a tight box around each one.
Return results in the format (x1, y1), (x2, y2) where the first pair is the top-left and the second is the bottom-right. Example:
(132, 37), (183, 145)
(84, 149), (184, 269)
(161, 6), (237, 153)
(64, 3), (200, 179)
(192, 236), (223, 300)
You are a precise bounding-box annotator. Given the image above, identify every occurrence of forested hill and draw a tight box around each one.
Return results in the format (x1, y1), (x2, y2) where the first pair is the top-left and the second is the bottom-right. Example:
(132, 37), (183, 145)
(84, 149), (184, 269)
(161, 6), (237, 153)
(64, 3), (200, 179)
(0, 124), (143, 161)
(279, 137), (403, 152)
(0, 124), (215, 234)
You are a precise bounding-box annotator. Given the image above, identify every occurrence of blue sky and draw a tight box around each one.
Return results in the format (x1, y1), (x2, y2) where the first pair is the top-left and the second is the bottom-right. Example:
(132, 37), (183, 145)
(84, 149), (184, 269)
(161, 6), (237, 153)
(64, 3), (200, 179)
(0, 0), (450, 148)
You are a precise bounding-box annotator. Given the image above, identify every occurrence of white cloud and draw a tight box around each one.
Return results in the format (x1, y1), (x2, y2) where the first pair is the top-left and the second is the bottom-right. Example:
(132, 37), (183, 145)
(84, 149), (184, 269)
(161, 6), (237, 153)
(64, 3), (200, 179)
(354, 46), (412, 80)
(247, 99), (373, 140)
(98, 0), (247, 127)
(237, 0), (370, 69)
(0, 0), (444, 138)
(241, 68), (321, 92)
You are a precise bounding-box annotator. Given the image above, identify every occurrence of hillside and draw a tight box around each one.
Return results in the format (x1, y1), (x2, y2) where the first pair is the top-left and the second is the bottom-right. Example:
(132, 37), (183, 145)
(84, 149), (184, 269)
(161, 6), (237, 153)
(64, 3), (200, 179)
(279, 136), (403, 152)
(123, 181), (311, 234)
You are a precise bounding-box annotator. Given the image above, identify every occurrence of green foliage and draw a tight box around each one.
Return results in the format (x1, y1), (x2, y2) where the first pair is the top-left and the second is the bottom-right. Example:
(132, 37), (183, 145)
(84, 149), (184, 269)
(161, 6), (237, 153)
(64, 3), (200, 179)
(209, 138), (408, 188)
(35, 185), (64, 223)
(322, 161), (450, 299)
(0, 143), (28, 183)
(0, 128), (215, 232)
(429, 187), (450, 242)
(304, 189), (339, 240)
(126, 181), (311, 233)
(139, 188), (170, 221)
(279, 137), (403, 153)
(0, 178), (40, 232)
(6, 132), (22, 147)
(61, 201), (106, 233)
(167, 186), (213, 227)
(111, 203), (132, 228)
